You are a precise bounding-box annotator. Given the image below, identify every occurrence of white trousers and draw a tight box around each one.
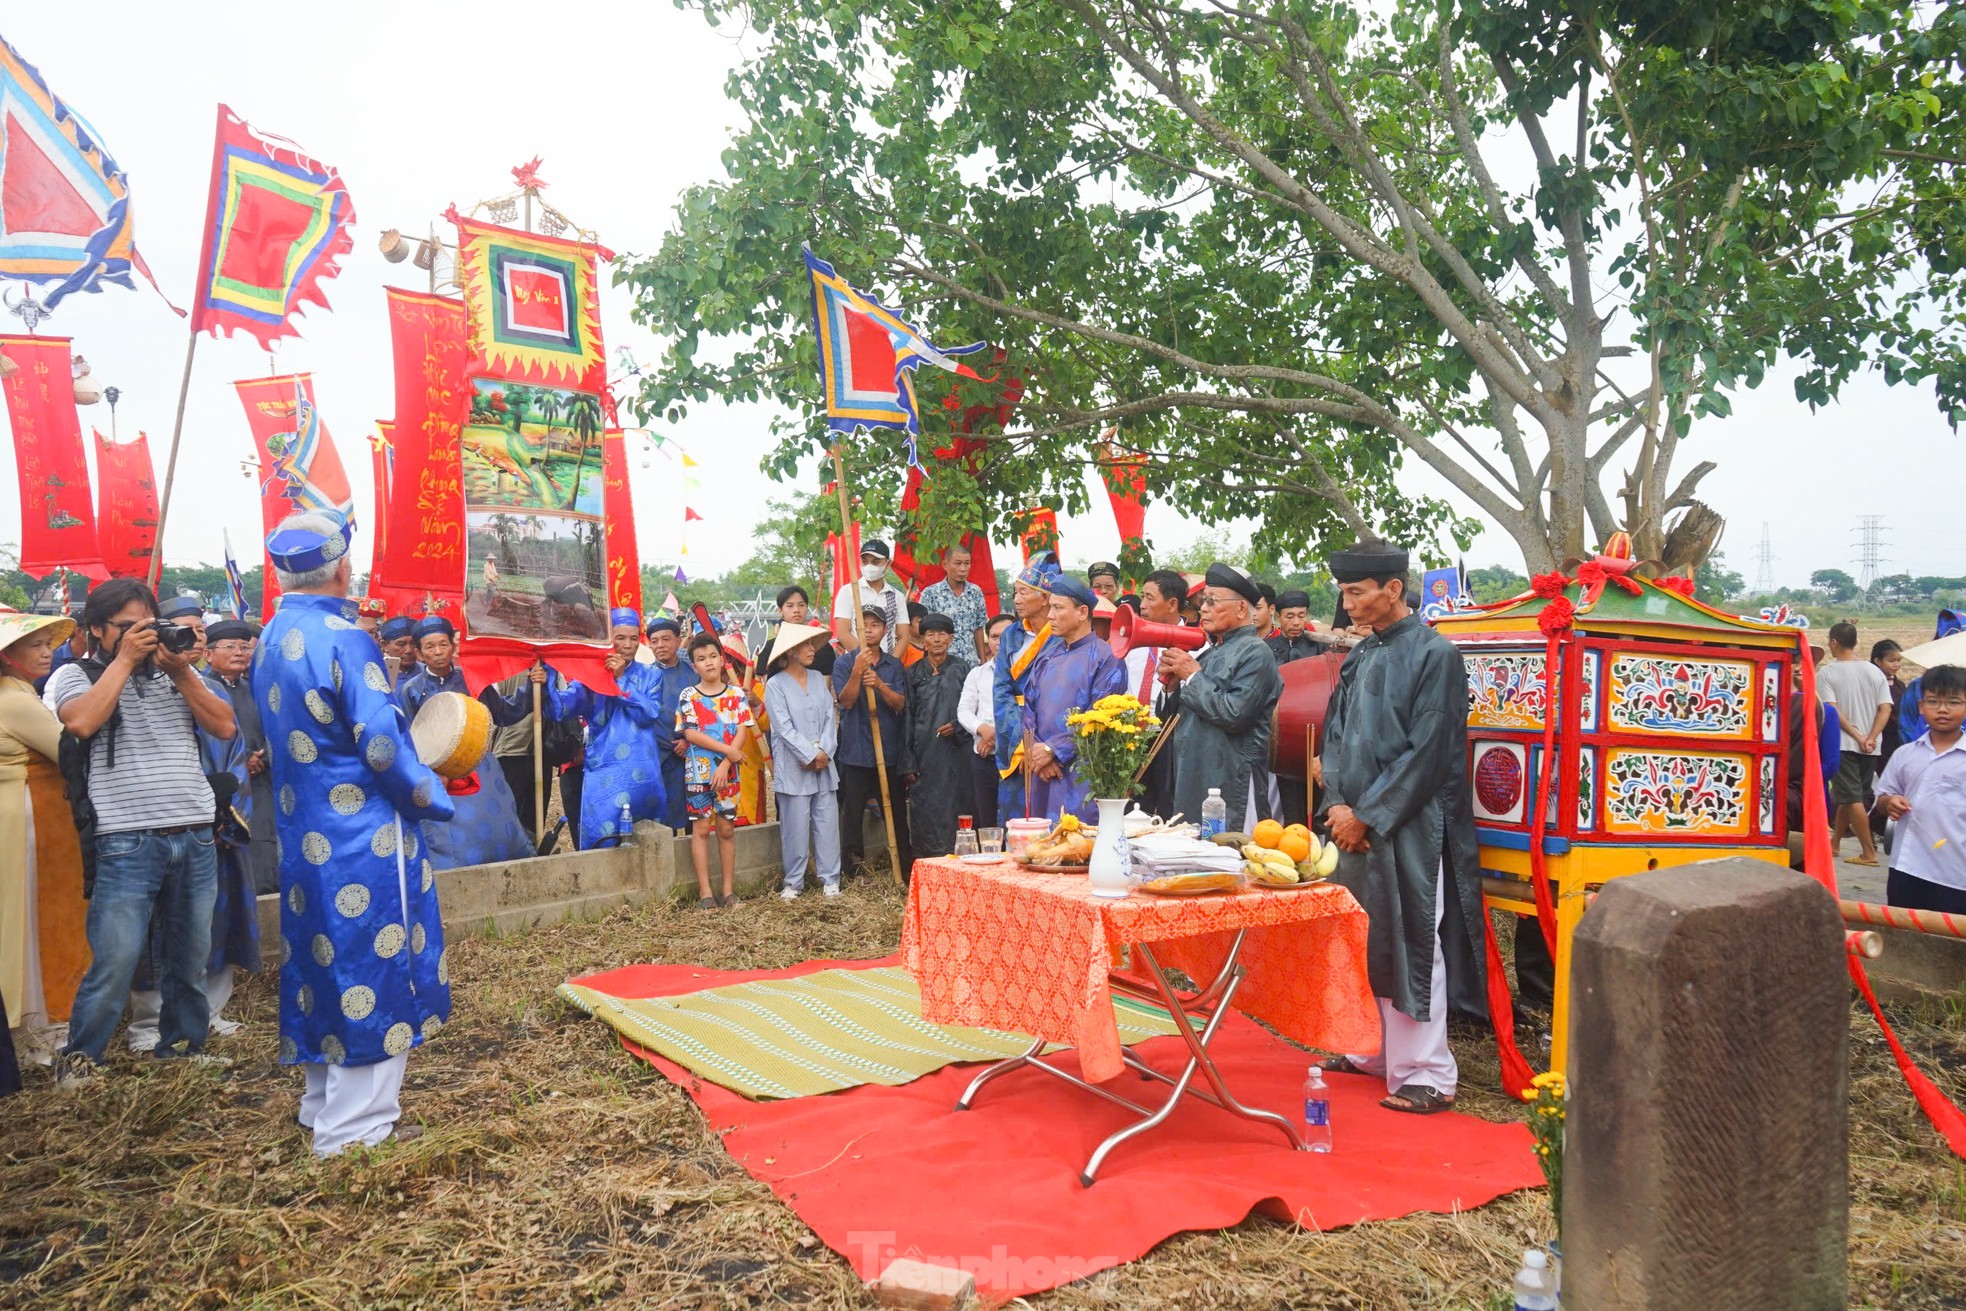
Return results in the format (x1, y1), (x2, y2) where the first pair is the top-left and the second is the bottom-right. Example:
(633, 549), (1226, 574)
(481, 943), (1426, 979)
(777, 791), (842, 892)
(127, 966), (237, 1050)
(1347, 862), (1458, 1097)
(300, 1052), (411, 1157)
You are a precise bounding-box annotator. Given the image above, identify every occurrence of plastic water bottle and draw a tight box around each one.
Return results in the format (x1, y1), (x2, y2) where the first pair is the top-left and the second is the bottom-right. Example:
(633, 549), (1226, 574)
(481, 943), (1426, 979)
(1301, 1065), (1333, 1153)
(617, 803), (635, 844)
(1199, 788), (1227, 838)
(1511, 1249), (1556, 1310)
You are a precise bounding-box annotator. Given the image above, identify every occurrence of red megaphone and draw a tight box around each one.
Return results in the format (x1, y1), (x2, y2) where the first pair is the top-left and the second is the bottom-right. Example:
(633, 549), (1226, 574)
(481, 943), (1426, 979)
(1107, 604), (1207, 661)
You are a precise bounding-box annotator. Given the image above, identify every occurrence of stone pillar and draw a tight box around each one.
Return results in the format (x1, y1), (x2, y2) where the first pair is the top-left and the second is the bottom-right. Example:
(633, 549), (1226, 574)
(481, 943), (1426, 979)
(1563, 860), (1847, 1308)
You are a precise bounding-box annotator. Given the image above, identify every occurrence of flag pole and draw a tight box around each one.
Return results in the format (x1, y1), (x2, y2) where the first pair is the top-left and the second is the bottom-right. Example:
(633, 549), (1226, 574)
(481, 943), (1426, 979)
(147, 325), (201, 592)
(830, 445), (904, 887)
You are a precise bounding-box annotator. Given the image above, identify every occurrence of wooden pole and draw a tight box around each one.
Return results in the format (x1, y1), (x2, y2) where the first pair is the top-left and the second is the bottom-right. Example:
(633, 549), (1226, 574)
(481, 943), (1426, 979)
(829, 448), (903, 886)
(1840, 897), (1966, 942)
(146, 327), (201, 592)
(1304, 721), (1317, 821)
(532, 676), (546, 844)
(1129, 708), (1181, 800)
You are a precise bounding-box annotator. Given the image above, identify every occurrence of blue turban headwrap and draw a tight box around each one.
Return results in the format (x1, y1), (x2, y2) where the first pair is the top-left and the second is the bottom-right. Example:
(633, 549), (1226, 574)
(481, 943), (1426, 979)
(1017, 550), (1061, 591)
(609, 607), (641, 631)
(380, 616), (415, 641)
(265, 515), (354, 574)
(412, 616), (456, 641)
(645, 616), (681, 637)
(1046, 573), (1097, 608)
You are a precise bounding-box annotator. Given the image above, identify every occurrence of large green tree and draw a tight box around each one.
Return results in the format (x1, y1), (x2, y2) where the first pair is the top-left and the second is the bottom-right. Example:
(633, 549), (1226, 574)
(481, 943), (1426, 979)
(620, 0), (1965, 572)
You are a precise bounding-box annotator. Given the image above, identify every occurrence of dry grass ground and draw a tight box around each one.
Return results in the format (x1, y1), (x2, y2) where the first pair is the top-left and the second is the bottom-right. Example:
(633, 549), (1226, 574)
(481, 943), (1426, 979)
(3, 881), (1964, 1310)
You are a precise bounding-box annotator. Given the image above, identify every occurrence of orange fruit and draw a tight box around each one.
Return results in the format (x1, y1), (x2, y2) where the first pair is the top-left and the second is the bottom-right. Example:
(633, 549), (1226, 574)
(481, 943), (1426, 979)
(1283, 823), (1311, 843)
(1278, 831), (1311, 863)
(1252, 819), (1284, 849)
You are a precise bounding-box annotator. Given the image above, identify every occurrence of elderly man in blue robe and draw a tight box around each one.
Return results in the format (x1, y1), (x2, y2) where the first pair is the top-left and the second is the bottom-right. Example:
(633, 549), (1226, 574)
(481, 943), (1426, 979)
(394, 617), (530, 725)
(378, 616), (419, 688)
(253, 511), (457, 1157)
(992, 551), (1064, 820)
(543, 608), (667, 848)
(1020, 574), (1130, 823)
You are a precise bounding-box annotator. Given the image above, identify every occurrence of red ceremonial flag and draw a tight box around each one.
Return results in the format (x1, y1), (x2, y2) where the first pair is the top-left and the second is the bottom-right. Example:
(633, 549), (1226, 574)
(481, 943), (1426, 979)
(602, 428), (642, 617)
(191, 105), (355, 347)
(683, 506), (704, 523)
(891, 372), (1019, 614)
(1096, 433), (1148, 575)
(381, 288), (469, 599)
(93, 428), (159, 579)
(0, 335), (106, 579)
(1019, 507), (1060, 563)
(232, 373), (353, 613)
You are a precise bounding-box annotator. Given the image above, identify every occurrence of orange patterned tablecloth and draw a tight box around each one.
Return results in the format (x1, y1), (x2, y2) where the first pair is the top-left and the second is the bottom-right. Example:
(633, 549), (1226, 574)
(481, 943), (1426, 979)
(902, 859), (1380, 1083)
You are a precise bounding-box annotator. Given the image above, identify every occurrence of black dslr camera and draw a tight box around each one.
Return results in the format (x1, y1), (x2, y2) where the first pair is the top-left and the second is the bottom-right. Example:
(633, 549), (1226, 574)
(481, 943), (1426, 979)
(152, 620), (200, 654)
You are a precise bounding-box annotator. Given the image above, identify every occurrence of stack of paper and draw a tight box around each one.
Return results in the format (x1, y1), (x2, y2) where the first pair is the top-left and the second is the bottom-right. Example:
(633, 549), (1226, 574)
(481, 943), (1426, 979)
(1127, 833), (1246, 876)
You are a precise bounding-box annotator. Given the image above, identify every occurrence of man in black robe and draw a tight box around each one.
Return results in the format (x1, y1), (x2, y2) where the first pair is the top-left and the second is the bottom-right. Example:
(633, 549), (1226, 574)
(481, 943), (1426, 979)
(205, 618), (279, 894)
(905, 614), (973, 857)
(1318, 539), (1486, 1114)
(1157, 563), (1282, 831)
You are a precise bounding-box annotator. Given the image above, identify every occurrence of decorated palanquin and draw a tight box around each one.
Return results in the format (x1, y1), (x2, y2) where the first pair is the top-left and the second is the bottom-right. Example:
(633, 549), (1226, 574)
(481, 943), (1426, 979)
(1433, 566), (1803, 1074)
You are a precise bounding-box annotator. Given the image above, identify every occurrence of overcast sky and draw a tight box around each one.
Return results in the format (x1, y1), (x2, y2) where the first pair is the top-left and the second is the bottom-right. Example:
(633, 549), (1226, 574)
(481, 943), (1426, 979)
(0, 2), (1954, 595)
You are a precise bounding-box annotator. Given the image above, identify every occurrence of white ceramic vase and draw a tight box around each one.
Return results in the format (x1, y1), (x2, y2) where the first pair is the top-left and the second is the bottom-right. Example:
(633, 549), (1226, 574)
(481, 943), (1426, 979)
(1088, 797), (1133, 898)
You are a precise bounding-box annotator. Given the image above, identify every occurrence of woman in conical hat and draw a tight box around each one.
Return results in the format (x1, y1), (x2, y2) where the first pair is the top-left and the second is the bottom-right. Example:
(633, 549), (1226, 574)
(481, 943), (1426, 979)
(0, 608), (88, 1073)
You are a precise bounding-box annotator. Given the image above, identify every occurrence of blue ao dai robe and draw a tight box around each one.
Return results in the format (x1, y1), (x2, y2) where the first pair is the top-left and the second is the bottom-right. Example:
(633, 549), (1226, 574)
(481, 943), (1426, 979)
(1020, 632), (1129, 824)
(544, 662), (666, 848)
(252, 594), (457, 1069)
(991, 620), (1059, 819)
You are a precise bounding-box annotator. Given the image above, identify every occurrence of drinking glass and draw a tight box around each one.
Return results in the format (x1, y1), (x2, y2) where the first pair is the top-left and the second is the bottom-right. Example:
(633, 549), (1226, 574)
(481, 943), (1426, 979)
(953, 829), (980, 857)
(978, 828), (1004, 855)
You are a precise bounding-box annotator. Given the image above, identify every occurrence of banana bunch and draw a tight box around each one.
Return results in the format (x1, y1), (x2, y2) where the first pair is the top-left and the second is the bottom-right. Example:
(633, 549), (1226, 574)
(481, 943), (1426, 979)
(1239, 836), (1340, 885)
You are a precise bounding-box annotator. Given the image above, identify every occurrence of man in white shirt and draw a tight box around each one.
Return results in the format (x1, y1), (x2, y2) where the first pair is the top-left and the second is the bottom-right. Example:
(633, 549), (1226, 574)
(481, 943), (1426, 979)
(1873, 664), (1966, 913)
(831, 538), (902, 654)
(1125, 569), (1189, 709)
(957, 615), (1013, 826)
(1816, 621), (1894, 866)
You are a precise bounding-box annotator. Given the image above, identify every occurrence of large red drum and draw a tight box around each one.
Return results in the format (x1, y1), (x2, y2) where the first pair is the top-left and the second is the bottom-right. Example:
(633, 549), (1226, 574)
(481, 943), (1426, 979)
(1270, 650), (1347, 779)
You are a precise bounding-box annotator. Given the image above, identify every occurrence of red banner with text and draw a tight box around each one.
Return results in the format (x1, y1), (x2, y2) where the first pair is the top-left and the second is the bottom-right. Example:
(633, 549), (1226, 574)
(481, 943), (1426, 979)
(602, 429), (642, 618)
(382, 288), (469, 620)
(93, 429), (159, 580)
(0, 336), (105, 580)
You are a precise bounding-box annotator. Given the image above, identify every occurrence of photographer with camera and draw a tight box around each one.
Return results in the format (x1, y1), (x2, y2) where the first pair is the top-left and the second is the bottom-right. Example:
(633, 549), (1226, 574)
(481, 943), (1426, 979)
(48, 579), (237, 1085)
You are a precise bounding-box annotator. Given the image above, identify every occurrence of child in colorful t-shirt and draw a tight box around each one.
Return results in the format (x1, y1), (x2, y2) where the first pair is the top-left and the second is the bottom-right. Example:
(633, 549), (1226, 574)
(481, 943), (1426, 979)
(677, 632), (756, 908)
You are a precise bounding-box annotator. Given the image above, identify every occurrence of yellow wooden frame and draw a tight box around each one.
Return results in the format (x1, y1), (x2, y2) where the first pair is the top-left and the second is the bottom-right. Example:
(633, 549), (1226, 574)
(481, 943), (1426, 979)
(1481, 843), (1789, 1074)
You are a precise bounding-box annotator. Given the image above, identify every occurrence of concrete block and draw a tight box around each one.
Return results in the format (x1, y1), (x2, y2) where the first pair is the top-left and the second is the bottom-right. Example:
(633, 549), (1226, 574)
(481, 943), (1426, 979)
(871, 1259), (974, 1310)
(1563, 860), (1847, 1309)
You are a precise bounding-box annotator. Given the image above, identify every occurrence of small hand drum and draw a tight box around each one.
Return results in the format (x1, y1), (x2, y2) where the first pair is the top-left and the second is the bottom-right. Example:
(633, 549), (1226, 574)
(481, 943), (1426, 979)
(411, 691), (491, 780)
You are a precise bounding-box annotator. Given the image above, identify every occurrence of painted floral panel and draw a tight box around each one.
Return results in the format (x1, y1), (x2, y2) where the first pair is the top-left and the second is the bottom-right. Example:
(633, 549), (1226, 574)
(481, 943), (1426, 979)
(1603, 748), (1752, 836)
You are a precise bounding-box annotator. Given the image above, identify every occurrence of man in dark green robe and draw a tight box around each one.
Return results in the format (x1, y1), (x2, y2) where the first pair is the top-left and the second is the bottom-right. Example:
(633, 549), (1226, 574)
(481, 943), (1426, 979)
(905, 614), (973, 858)
(1318, 540), (1486, 1114)
(1157, 563), (1283, 831)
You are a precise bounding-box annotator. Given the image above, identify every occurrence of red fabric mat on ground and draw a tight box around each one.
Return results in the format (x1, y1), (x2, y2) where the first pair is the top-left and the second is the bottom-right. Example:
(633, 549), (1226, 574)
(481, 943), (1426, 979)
(568, 956), (1543, 1303)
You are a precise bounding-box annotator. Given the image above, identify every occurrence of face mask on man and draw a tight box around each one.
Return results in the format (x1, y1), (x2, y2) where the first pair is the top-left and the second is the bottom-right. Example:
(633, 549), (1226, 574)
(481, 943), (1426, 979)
(862, 562), (887, 584)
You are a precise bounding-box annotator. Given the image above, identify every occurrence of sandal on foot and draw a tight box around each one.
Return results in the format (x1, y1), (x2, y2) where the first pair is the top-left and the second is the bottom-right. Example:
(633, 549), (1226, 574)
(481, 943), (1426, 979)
(1317, 1056), (1375, 1077)
(1848, 854), (1880, 866)
(697, 896), (717, 910)
(718, 894), (743, 909)
(1381, 1084), (1455, 1115)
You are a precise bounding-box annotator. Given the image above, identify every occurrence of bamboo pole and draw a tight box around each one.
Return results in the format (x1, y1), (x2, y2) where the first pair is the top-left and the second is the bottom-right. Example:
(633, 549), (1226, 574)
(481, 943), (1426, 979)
(532, 676), (546, 844)
(829, 448), (903, 887)
(1840, 898), (1966, 942)
(146, 327), (201, 592)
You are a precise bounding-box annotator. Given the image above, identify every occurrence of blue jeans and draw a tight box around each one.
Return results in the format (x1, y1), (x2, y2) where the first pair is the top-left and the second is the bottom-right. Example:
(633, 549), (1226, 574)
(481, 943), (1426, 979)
(64, 827), (218, 1062)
